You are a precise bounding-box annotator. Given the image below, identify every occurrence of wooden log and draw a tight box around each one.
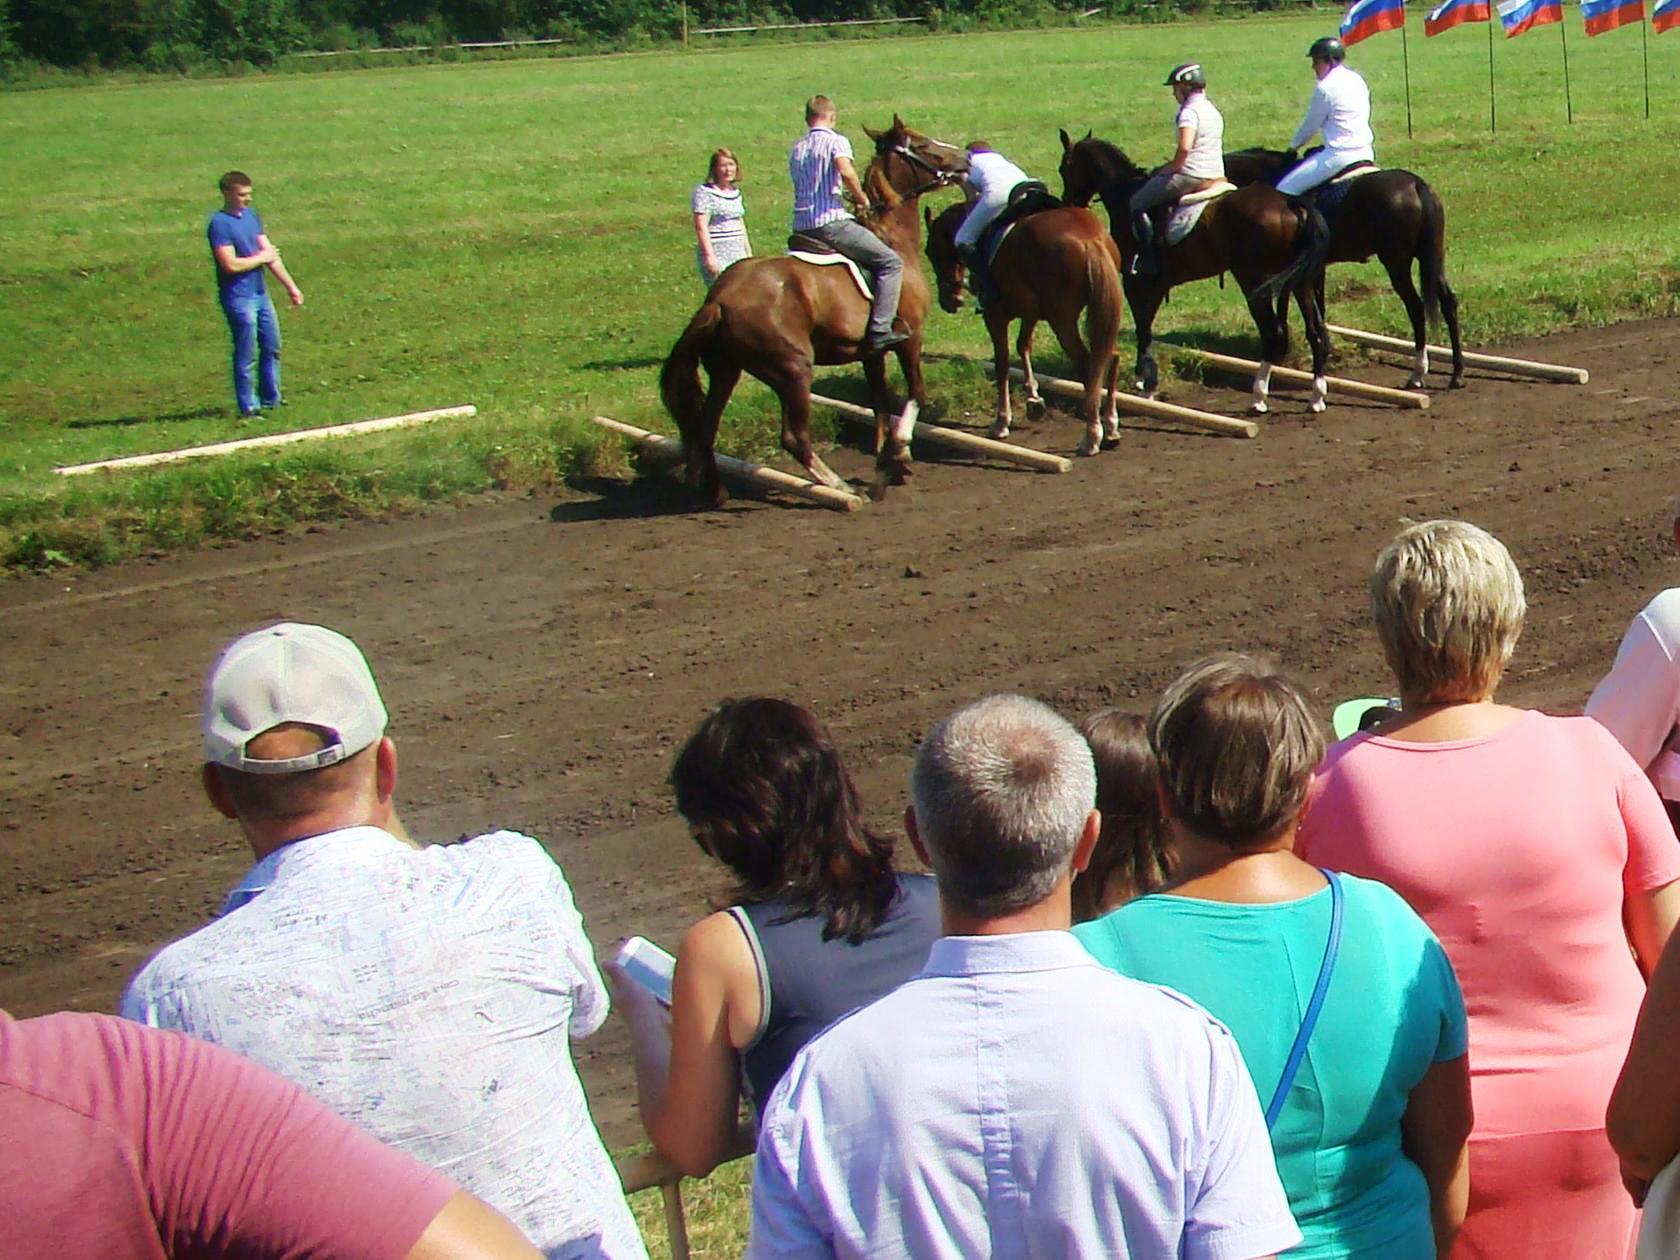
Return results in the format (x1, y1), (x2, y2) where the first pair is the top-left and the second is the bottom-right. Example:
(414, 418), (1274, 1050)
(590, 415), (863, 512)
(55, 406), (478, 476)
(1001, 367), (1260, 439)
(810, 392), (1073, 473)
(1155, 343), (1431, 409)
(1325, 323), (1590, 385)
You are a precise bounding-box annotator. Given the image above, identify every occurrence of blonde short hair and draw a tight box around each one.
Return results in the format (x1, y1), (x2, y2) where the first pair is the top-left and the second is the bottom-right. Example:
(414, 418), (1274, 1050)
(1150, 653), (1324, 848)
(1369, 519), (1525, 704)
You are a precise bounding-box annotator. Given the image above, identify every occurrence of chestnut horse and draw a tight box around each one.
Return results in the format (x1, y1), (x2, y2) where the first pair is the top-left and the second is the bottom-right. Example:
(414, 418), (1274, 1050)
(1222, 147), (1465, 389)
(923, 200), (1123, 456)
(660, 118), (966, 507)
(1058, 130), (1332, 416)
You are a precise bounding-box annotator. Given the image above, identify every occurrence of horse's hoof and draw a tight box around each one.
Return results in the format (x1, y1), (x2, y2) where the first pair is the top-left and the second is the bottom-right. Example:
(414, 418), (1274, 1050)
(1405, 376), (1425, 390)
(1076, 440), (1100, 458)
(1250, 401), (1269, 416)
(1310, 399), (1327, 415)
(988, 422), (1011, 440)
(1101, 435), (1122, 451)
(1026, 398), (1047, 422)
(1450, 376), (1467, 390)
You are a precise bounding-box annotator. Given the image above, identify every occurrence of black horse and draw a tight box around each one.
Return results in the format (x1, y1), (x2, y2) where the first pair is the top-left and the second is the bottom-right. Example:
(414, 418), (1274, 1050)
(1059, 130), (1332, 415)
(1223, 147), (1465, 390)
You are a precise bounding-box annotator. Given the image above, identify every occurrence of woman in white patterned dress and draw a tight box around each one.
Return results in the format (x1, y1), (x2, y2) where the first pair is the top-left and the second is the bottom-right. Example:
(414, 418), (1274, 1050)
(692, 148), (751, 285)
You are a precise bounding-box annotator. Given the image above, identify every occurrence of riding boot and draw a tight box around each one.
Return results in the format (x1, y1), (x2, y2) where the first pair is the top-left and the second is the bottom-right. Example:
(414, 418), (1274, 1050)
(1129, 211), (1158, 277)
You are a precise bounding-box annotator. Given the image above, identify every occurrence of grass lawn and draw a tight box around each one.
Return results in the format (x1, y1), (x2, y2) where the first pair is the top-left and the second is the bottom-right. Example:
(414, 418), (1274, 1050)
(4, 14), (1679, 568)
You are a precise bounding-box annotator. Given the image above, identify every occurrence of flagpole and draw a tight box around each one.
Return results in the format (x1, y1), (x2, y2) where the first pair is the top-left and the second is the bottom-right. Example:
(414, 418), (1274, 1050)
(1488, 12), (1498, 133)
(1401, 19), (1415, 137)
(1642, 13), (1651, 120)
(1560, 8), (1573, 123)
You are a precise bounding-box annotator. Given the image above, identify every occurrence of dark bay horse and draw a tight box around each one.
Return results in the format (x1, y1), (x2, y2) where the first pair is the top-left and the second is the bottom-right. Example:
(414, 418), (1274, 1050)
(923, 200), (1123, 456)
(660, 117), (966, 507)
(1058, 130), (1332, 415)
(1223, 147), (1465, 389)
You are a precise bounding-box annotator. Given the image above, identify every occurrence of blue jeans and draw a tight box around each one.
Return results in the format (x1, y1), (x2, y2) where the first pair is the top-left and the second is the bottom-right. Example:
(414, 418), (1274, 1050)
(804, 218), (903, 337)
(221, 293), (282, 414)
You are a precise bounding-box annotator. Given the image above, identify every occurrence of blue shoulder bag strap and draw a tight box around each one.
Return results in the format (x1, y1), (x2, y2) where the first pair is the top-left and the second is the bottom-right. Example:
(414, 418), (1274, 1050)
(1265, 869), (1344, 1130)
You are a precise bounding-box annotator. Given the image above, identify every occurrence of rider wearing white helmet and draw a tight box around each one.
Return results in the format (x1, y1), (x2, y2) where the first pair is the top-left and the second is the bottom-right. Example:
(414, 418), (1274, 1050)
(1277, 37), (1375, 197)
(1128, 62), (1225, 277)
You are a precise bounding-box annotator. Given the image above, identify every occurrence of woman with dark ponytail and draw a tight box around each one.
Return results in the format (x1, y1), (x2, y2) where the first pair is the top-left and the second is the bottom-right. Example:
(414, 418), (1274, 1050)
(608, 697), (939, 1176)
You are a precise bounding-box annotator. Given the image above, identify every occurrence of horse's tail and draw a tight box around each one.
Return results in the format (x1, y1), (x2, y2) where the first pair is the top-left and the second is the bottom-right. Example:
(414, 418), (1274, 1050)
(1084, 238), (1124, 365)
(1417, 177), (1447, 328)
(660, 301), (723, 449)
(1256, 200), (1332, 301)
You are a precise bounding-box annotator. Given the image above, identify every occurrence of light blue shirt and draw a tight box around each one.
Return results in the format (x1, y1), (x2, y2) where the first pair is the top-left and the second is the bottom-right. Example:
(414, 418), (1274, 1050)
(790, 125), (855, 230)
(747, 930), (1301, 1259)
(121, 826), (646, 1260)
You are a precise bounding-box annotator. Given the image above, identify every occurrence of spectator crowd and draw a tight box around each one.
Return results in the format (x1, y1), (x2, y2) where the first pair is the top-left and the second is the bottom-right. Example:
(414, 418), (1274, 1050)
(10, 512), (1680, 1259)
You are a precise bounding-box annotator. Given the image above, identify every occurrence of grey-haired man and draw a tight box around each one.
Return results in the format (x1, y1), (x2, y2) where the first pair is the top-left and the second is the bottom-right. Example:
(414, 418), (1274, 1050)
(122, 623), (646, 1260)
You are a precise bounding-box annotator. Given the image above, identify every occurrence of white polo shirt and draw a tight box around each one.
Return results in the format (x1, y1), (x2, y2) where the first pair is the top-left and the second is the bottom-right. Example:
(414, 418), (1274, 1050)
(1291, 63), (1375, 154)
(1176, 92), (1226, 181)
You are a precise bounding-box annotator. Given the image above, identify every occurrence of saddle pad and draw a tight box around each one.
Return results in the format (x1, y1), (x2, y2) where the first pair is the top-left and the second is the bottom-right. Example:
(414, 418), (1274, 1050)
(787, 251), (873, 300)
(981, 221), (1017, 269)
(1162, 184), (1236, 246)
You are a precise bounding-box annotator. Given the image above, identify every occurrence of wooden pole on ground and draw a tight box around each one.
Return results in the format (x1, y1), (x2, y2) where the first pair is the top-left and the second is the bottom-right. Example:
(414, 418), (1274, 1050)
(1154, 343), (1430, 409)
(810, 392), (1073, 473)
(1324, 324), (1590, 385)
(1001, 367), (1260, 439)
(55, 406), (478, 476)
(590, 415), (863, 512)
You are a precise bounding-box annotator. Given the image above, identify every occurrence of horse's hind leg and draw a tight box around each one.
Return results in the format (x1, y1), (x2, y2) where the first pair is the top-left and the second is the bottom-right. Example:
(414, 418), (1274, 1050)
(691, 360), (740, 507)
(1382, 254), (1432, 389)
(864, 352), (913, 499)
(986, 311), (1016, 439)
(1297, 281), (1330, 413)
(1017, 320), (1046, 421)
(1127, 278), (1165, 398)
(1244, 286), (1291, 415)
(1439, 276), (1466, 389)
(771, 362), (848, 493)
(1049, 309), (1101, 457)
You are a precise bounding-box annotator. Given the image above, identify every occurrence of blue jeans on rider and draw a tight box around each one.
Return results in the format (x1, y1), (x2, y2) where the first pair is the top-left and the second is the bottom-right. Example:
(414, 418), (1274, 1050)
(804, 218), (903, 338)
(221, 293), (282, 415)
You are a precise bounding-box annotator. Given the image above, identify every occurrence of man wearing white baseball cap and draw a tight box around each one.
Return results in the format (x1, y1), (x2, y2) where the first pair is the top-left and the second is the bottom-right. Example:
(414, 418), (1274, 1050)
(122, 622), (647, 1260)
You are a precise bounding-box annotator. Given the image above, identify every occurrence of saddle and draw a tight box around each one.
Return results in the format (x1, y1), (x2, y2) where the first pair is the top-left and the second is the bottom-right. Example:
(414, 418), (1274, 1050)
(786, 234), (874, 300)
(969, 182), (1063, 310)
(1301, 162), (1378, 220)
(1150, 179), (1238, 247)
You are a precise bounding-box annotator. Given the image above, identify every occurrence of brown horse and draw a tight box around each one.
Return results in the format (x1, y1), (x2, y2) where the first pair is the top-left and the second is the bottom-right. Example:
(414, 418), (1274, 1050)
(1222, 147), (1465, 389)
(660, 117), (967, 507)
(923, 200), (1123, 456)
(1058, 130), (1333, 415)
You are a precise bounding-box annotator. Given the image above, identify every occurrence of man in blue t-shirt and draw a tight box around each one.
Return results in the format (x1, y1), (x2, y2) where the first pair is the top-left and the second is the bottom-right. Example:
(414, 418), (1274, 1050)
(207, 170), (304, 417)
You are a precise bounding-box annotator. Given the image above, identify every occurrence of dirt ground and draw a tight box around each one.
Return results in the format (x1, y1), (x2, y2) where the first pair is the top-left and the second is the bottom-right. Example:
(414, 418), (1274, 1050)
(4, 318), (1678, 1147)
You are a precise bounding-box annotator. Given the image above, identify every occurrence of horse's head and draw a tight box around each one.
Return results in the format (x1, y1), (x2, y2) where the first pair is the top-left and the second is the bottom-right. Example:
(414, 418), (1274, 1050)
(1058, 129), (1140, 206)
(1222, 146), (1296, 188)
(864, 115), (969, 203)
(921, 202), (970, 314)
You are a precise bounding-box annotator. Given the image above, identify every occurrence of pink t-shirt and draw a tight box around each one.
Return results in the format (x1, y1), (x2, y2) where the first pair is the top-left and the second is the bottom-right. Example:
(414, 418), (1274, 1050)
(1299, 711), (1680, 1138)
(0, 1011), (457, 1260)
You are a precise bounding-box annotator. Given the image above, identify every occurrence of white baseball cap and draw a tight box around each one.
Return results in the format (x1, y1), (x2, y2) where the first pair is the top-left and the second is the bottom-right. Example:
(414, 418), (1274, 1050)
(203, 623), (388, 774)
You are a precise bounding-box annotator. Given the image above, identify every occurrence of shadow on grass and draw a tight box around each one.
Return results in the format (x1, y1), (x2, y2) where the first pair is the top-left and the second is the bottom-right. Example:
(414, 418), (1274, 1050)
(575, 355), (667, 372)
(69, 404), (226, 430)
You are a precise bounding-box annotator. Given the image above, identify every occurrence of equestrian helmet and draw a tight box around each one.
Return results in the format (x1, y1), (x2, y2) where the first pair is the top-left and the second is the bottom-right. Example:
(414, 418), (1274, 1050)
(1164, 62), (1206, 88)
(1308, 36), (1346, 62)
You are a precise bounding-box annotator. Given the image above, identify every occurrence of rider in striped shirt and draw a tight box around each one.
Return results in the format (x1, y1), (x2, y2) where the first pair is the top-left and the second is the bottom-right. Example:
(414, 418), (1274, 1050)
(788, 95), (907, 354)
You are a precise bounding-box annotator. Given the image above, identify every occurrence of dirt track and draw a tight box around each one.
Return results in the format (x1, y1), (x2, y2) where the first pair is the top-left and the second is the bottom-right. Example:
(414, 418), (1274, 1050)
(4, 318), (1678, 1146)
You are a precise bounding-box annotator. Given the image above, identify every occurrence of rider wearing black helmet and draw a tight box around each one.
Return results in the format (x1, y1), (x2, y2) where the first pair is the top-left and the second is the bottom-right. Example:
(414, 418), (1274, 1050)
(1127, 61), (1225, 277)
(1277, 37), (1374, 196)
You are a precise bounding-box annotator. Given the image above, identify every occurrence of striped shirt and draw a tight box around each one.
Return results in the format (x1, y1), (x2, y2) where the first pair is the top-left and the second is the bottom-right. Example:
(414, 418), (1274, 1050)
(789, 125), (854, 230)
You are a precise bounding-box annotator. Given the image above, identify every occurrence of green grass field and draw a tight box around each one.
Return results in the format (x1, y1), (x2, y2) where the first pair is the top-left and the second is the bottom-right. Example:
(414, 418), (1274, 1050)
(4, 14), (1679, 568)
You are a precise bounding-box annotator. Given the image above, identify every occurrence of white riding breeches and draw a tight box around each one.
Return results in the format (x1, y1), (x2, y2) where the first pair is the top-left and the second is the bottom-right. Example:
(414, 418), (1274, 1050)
(1276, 146), (1375, 196)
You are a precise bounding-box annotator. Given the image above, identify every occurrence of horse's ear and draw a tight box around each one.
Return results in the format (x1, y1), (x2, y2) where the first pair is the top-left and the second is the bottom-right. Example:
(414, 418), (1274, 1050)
(893, 112), (907, 132)
(1083, 130), (1092, 142)
(863, 123), (882, 142)
(1059, 127), (1073, 152)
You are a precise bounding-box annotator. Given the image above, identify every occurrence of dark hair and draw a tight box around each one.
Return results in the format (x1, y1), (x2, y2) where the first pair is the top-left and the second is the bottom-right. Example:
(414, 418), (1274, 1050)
(1072, 710), (1171, 922)
(1150, 653), (1326, 848)
(671, 697), (899, 942)
(219, 170), (253, 193)
(706, 148), (741, 184)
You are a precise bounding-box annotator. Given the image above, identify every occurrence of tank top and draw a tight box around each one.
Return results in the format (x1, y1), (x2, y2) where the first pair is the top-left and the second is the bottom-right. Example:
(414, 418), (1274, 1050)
(730, 872), (941, 1118)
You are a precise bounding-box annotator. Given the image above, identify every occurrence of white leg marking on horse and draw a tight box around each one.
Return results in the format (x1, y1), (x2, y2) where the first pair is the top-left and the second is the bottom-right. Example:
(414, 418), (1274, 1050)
(1310, 375), (1328, 414)
(1250, 364), (1272, 416)
(892, 400), (919, 449)
(1406, 347), (1429, 390)
(807, 454), (848, 491)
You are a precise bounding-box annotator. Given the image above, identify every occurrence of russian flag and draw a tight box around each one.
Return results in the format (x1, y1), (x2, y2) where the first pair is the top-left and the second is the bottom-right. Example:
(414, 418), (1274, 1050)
(1340, 0), (1406, 45)
(1653, 0), (1679, 30)
(1497, 0), (1562, 35)
(1425, 0), (1490, 34)
(1581, 0), (1643, 32)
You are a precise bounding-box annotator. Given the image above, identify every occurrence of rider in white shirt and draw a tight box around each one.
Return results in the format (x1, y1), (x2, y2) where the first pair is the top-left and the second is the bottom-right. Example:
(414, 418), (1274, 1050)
(1128, 62), (1225, 277)
(953, 143), (1034, 258)
(1277, 37), (1375, 196)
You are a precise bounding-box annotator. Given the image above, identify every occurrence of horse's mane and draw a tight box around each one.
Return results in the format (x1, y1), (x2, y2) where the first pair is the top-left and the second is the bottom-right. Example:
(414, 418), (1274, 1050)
(1076, 137), (1146, 184)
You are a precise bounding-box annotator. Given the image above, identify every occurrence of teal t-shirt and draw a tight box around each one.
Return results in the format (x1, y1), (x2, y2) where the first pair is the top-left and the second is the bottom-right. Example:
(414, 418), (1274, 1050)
(1072, 873), (1467, 1259)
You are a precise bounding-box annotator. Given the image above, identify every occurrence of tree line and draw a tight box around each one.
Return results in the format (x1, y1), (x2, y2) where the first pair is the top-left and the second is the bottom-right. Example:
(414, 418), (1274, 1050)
(2, 0), (1125, 71)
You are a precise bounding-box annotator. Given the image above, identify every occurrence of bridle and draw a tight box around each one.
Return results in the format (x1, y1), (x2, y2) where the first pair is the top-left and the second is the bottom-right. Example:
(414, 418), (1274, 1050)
(871, 138), (969, 206)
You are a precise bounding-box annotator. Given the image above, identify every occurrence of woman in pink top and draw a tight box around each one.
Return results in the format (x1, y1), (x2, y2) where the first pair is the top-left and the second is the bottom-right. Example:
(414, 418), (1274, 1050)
(1299, 519), (1680, 1259)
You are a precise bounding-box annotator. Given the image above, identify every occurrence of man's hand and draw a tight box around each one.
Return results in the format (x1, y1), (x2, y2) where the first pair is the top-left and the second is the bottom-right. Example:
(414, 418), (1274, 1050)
(253, 244), (279, 266)
(286, 286), (305, 308)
